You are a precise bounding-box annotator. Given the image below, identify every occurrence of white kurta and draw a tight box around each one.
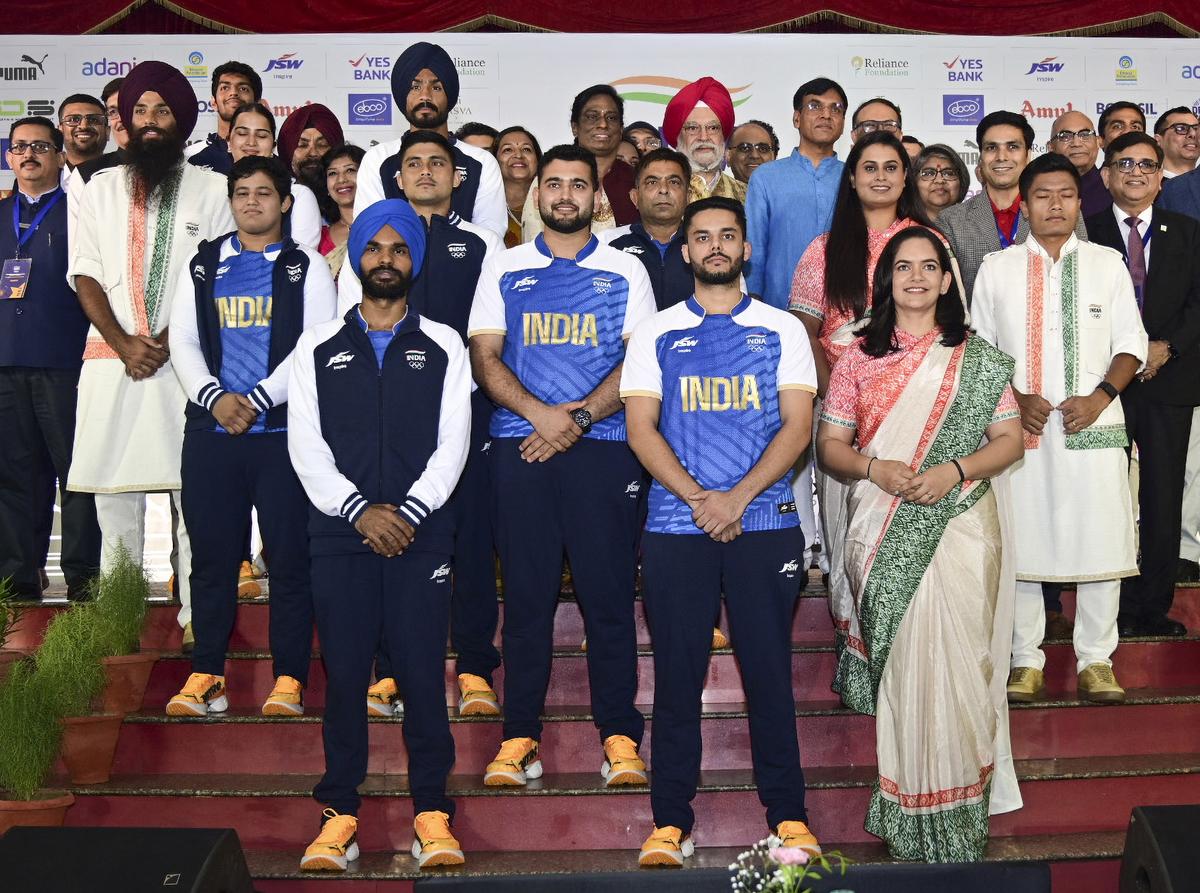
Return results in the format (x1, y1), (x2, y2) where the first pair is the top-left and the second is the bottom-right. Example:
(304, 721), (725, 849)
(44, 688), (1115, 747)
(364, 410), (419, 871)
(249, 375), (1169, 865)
(67, 163), (235, 493)
(972, 235), (1147, 581)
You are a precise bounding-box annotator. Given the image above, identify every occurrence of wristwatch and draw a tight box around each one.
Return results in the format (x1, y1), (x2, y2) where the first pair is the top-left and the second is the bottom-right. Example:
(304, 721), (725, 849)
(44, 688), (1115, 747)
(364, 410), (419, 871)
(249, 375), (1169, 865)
(1096, 381), (1119, 402)
(572, 408), (593, 434)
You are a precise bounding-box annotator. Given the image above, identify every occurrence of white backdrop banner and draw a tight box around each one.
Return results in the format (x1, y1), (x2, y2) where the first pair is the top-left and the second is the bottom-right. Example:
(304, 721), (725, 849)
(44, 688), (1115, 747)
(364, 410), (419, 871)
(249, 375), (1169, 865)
(2, 32), (1199, 189)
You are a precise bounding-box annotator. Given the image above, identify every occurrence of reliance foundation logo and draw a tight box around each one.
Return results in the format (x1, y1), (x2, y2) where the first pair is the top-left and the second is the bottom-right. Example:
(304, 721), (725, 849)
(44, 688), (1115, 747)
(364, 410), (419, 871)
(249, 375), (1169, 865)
(944, 95), (984, 126)
(348, 93), (391, 126)
(1116, 55), (1138, 85)
(851, 55), (911, 78)
(608, 75), (752, 109)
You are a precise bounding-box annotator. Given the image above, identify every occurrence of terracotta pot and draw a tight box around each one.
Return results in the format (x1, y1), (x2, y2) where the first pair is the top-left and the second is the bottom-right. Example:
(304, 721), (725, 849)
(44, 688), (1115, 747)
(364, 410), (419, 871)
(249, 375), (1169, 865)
(60, 713), (124, 784)
(0, 791), (75, 835)
(100, 652), (158, 714)
(0, 649), (23, 687)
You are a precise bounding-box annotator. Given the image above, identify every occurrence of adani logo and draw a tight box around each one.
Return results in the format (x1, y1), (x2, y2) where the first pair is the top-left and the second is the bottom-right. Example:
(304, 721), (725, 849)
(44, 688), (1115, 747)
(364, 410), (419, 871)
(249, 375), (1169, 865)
(349, 94), (391, 126)
(944, 95), (984, 126)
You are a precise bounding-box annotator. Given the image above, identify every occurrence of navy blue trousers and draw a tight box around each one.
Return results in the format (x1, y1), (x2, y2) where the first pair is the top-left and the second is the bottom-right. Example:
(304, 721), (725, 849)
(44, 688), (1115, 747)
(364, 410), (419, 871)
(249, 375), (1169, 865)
(181, 431), (312, 681)
(492, 436), (644, 745)
(376, 390), (500, 684)
(642, 527), (808, 835)
(312, 549), (456, 818)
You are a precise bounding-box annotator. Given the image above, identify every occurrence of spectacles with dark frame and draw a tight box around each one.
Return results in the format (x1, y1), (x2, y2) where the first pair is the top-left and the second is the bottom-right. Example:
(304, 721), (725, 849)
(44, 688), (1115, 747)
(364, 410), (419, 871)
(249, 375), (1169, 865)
(61, 113), (107, 128)
(1107, 157), (1162, 174)
(732, 142), (773, 155)
(7, 141), (56, 156)
(1163, 122), (1200, 137)
(917, 166), (960, 181)
(853, 119), (900, 134)
(1052, 128), (1096, 143)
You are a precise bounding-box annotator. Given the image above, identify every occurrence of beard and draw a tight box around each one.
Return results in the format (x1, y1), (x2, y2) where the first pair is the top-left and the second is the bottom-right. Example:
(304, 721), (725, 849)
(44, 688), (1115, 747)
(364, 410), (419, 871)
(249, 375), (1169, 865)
(126, 125), (185, 195)
(692, 252), (744, 285)
(406, 100), (449, 131)
(362, 266), (411, 301)
(295, 157), (325, 190)
(540, 203), (593, 235)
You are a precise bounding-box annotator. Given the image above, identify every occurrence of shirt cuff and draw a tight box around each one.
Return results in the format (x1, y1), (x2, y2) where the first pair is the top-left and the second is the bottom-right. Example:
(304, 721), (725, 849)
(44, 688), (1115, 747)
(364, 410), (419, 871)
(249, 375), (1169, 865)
(248, 384), (273, 414)
(340, 491), (368, 525)
(396, 495), (431, 528)
(197, 382), (227, 412)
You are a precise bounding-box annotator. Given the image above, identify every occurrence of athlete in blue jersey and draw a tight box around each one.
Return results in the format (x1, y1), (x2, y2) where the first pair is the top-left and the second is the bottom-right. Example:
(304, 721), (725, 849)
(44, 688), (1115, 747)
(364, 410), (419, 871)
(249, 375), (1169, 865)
(468, 144), (656, 790)
(621, 196), (821, 867)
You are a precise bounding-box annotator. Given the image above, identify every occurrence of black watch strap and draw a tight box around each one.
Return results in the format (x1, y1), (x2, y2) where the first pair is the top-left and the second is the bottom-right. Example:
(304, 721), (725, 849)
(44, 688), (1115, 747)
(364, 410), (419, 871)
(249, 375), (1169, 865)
(1096, 381), (1119, 401)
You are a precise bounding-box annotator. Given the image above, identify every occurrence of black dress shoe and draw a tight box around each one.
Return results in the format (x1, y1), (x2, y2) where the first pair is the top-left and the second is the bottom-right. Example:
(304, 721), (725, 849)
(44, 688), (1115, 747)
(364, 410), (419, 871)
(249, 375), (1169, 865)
(1138, 616), (1188, 637)
(1118, 617), (1145, 638)
(1177, 558), (1200, 584)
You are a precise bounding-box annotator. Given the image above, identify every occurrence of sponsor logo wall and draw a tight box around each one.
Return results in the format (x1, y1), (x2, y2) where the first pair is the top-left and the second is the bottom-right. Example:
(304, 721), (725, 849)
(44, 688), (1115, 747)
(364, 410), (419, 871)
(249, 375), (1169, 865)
(2, 33), (1199, 191)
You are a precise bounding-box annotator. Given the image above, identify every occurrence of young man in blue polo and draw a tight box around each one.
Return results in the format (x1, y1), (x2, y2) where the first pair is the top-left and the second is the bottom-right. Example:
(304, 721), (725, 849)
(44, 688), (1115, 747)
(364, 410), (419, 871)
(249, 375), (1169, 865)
(289, 199), (472, 871)
(167, 155), (337, 717)
(468, 144), (656, 789)
(621, 196), (820, 866)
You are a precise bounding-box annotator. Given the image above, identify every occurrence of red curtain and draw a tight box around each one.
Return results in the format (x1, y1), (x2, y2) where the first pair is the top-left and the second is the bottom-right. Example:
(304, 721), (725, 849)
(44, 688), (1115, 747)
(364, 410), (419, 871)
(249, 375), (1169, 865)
(15, 0), (1200, 36)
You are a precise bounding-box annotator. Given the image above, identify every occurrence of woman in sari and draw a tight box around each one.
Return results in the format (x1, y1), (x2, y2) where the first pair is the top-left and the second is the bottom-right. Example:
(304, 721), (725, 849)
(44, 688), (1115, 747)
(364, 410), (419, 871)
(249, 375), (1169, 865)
(816, 227), (1024, 862)
(788, 131), (941, 671)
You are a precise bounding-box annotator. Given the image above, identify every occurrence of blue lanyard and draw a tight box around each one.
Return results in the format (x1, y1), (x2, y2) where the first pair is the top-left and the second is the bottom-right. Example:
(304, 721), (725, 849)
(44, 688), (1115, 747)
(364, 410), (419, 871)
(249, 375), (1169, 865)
(995, 211), (1020, 249)
(12, 188), (63, 258)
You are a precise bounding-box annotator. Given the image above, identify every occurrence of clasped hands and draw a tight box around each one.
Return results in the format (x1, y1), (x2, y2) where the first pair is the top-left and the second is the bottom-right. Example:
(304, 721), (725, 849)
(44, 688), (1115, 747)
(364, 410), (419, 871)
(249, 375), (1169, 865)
(1016, 389), (1107, 437)
(685, 489), (747, 543)
(869, 459), (959, 506)
(519, 400), (586, 463)
(354, 504), (416, 558)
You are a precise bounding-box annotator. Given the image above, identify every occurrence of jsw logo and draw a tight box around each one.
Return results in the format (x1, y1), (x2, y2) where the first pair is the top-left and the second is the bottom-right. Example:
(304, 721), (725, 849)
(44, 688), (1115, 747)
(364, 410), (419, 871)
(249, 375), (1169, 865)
(670, 336), (698, 351)
(430, 563), (451, 582)
(325, 351), (354, 367)
(624, 481), (641, 495)
(779, 560), (799, 574)
(265, 54), (303, 72)
(1025, 57), (1064, 75)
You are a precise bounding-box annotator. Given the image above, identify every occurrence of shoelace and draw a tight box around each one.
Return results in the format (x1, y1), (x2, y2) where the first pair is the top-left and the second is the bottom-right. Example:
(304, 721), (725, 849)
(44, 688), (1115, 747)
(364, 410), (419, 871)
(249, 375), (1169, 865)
(1011, 668), (1036, 683)
(494, 738), (535, 764)
(272, 676), (301, 695)
(315, 809), (356, 848)
(180, 674), (219, 697)
(649, 827), (683, 847)
(1089, 666), (1117, 684)
(414, 811), (452, 844)
(606, 736), (639, 762)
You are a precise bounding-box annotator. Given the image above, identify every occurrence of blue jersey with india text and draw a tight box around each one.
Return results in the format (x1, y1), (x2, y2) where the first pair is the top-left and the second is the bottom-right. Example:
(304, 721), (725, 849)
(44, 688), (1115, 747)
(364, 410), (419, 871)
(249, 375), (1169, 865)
(620, 295), (817, 534)
(468, 233), (656, 441)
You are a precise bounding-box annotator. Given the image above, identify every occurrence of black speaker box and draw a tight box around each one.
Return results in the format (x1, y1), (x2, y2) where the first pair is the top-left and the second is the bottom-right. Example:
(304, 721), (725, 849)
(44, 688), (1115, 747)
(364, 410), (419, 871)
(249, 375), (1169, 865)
(0, 826), (254, 892)
(1121, 805), (1200, 893)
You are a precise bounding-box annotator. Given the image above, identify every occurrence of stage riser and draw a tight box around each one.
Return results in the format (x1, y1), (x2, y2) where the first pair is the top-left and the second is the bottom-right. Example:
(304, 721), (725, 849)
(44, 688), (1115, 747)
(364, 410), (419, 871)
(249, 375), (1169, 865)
(63, 773), (1200, 851)
(111, 700), (1200, 776)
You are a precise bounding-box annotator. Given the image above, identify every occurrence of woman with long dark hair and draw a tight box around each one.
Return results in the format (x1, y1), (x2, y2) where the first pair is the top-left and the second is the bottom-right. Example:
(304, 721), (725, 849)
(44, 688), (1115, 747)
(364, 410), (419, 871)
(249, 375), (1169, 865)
(319, 144), (365, 280)
(787, 132), (944, 656)
(816, 226), (1024, 862)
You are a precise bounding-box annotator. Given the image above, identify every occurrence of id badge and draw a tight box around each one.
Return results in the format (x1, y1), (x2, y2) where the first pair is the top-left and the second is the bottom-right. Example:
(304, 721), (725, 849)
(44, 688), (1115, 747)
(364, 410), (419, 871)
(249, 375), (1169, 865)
(0, 258), (31, 299)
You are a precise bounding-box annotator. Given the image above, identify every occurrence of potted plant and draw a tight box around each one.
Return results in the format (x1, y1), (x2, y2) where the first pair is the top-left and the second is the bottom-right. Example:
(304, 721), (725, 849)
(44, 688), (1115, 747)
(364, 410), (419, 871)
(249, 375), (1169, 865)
(0, 658), (73, 832)
(0, 578), (25, 686)
(90, 548), (157, 714)
(34, 599), (124, 785)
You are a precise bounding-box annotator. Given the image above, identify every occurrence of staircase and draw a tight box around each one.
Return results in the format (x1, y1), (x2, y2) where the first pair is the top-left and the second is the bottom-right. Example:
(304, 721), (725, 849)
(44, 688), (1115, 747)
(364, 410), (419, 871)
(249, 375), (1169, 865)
(13, 576), (1200, 892)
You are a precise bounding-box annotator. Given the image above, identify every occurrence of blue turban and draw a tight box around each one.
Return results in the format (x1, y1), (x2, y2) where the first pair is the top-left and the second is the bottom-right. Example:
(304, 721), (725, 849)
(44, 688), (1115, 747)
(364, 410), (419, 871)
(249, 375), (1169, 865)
(391, 42), (460, 111)
(347, 199), (427, 281)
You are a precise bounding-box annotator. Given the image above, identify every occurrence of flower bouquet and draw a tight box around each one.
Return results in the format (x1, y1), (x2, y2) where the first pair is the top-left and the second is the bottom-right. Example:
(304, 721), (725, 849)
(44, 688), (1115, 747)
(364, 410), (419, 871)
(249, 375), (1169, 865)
(730, 837), (852, 893)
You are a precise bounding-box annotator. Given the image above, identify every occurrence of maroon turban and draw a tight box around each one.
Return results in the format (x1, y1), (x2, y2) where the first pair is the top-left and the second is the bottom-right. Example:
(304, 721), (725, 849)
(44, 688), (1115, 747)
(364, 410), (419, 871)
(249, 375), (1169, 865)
(277, 104), (345, 165)
(118, 60), (198, 140)
(661, 77), (735, 149)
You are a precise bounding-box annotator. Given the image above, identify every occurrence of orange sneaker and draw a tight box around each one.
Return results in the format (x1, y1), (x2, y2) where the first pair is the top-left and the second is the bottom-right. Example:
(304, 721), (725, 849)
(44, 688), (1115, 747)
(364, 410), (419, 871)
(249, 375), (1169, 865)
(237, 561), (262, 599)
(638, 825), (693, 867)
(262, 675), (304, 716)
(166, 673), (227, 716)
(301, 808), (358, 871)
(367, 677), (403, 717)
(602, 734), (647, 786)
(774, 820), (821, 857)
(412, 810), (465, 868)
(484, 737), (542, 785)
(457, 673), (500, 716)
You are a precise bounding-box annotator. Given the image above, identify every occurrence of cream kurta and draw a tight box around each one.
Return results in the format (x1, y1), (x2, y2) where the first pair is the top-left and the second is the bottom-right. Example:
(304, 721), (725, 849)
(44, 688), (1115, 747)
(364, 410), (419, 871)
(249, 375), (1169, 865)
(972, 235), (1147, 581)
(67, 163), (235, 493)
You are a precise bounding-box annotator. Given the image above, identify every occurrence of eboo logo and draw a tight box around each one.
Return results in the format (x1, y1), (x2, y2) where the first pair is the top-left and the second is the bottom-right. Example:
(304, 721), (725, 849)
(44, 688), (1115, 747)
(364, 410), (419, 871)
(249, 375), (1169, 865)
(348, 94), (391, 126)
(943, 94), (984, 126)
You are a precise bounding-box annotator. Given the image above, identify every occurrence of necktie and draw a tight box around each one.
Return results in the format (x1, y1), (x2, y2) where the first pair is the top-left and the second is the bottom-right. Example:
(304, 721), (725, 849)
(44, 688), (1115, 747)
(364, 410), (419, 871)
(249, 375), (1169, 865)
(1126, 216), (1146, 307)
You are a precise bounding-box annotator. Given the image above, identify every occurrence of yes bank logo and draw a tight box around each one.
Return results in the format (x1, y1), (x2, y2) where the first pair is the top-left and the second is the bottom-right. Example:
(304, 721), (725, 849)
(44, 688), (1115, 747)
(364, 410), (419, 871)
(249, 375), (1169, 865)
(944, 95), (984, 126)
(348, 94), (391, 126)
(943, 56), (983, 83)
(349, 54), (391, 81)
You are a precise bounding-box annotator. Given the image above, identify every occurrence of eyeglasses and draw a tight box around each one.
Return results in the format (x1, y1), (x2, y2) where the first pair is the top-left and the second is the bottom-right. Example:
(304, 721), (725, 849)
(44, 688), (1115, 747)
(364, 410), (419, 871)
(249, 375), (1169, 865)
(1052, 128), (1096, 143)
(917, 166), (960, 181)
(681, 122), (723, 138)
(105, 106), (120, 120)
(1107, 157), (1162, 173)
(7, 141), (56, 155)
(732, 142), (773, 155)
(61, 113), (107, 127)
(1163, 122), (1200, 137)
(581, 110), (620, 126)
(854, 119), (900, 134)
(802, 100), (846, 115)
